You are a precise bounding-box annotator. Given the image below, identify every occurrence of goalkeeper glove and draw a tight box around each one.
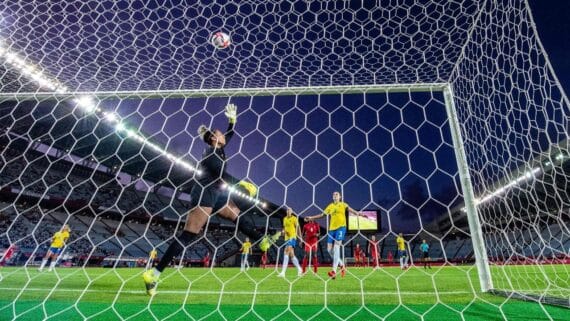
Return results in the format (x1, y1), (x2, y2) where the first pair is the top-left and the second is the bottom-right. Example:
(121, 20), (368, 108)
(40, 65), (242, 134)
(225, 103), (237, 124)
(270, 231), (282, 242)
(259, 237), (271, 251)
(237, 180), (257, 197)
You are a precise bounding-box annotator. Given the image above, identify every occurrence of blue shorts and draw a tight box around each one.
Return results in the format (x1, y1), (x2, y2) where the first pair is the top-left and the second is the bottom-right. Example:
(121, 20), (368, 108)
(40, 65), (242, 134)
(49, 247), (62, 255)
(398, 250), (407, 257)
(327, 227), (346, 244)
(285, 239), (297, 248)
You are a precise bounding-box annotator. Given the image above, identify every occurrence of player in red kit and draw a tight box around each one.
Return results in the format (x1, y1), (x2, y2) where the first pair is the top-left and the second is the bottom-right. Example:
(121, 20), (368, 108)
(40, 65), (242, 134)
(354, 243), (363, 267)
(368, 235), (380, 269)
(387, 250), (394, 264)
(260, 250), (268, 269)
(302, 218), (320, 274)
(203, 251), (210, 268)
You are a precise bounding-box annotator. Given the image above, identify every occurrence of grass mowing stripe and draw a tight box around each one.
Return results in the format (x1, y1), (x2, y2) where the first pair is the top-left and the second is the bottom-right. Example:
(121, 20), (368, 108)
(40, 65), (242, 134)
(0, 301), (567, 321)
(0, 266), (567, 320)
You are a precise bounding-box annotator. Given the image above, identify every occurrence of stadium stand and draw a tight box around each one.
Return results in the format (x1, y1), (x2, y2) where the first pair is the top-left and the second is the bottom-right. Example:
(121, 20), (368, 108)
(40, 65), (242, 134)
(1, 142), (568, 268)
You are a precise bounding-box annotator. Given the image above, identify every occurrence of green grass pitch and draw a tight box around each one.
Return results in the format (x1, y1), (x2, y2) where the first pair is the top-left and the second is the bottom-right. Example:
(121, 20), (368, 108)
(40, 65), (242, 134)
(0, 265), (567, 320)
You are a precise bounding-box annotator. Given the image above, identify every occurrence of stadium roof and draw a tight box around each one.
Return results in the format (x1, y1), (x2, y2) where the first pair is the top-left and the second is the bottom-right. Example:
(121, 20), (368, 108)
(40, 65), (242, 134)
(428, 140), (570, 235)
(0, 98), (199, 188)
(0, 97), (289, 218)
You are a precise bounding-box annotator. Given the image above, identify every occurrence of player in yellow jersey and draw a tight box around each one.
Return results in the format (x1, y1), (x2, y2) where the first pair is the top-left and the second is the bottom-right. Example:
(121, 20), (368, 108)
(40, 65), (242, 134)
(38, 225), (71, 272)
(396, 233), (409, 269)
(146, 248), (158, 270)
(277, 207), (303, 277)
(306, 191), (361, 279)
(240, 237), (252, 272)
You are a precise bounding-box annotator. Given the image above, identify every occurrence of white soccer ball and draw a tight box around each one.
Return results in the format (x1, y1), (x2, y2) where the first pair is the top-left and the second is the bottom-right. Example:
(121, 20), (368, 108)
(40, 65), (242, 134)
(211, 32), (231, 49)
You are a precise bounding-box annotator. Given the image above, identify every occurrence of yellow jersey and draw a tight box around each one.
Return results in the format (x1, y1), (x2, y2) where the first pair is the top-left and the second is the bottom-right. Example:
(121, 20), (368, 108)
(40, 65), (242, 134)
(241, 241), (252, 254)
(50, 231), (70, 248)
(283, 215), (298, 240)
(323, 201), (348, 230)
(396, 236), (406, 250)
(150, 250), (157, 259)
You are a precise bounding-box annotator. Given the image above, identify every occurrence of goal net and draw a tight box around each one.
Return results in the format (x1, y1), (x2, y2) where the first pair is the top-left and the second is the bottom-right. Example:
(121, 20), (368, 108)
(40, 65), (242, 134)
(0, 0), (568, 320)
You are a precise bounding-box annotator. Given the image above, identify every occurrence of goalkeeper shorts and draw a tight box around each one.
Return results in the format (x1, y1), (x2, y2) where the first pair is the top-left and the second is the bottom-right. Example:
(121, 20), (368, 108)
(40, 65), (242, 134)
(189, 184), (220, 208)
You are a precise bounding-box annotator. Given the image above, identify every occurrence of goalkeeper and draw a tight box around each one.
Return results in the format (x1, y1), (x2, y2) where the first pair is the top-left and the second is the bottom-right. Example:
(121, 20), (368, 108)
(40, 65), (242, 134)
(143, 104), (275, 295)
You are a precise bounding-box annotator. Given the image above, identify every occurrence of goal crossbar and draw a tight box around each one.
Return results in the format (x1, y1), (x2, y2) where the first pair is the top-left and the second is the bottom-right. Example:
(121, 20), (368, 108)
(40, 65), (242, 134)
(0, 83), (449, 100)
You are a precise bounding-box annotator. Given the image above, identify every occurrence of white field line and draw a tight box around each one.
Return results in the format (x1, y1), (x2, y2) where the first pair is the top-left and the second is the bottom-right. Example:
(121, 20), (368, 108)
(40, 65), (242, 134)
(0, 287), (475, 296)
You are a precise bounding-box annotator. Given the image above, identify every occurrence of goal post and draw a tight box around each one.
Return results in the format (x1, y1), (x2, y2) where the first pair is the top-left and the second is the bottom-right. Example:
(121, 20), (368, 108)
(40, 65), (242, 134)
(443, 84), (493, 292)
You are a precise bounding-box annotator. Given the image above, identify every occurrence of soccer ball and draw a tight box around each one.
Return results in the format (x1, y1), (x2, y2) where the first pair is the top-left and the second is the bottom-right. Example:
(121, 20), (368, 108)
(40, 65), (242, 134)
(211, 32), (231, 49)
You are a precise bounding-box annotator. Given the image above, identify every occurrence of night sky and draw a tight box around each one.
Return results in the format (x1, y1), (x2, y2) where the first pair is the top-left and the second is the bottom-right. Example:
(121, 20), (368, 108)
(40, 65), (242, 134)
(528, 0), (570, 93)
(103, 90), (458, 233)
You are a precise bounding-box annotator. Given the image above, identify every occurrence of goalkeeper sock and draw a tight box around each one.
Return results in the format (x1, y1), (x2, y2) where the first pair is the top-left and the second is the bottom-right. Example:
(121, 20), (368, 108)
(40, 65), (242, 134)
(313, 256), (318, 272)
(302, 256), (308, 273)
(291, 256), (301, 273)
(156, 230), (197, 273)
(281, 255), (289, 274)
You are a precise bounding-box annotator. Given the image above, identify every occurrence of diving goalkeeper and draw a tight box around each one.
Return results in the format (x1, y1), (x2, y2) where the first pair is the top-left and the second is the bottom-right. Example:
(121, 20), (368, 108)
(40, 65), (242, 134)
(143, 104), (276, 295)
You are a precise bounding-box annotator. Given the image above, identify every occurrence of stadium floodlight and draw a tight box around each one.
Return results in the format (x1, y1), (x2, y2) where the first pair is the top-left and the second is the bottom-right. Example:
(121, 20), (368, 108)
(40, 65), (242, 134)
(0, 42), (203, 178)
(74, 96), (98, 112)
(103, 111), (119, 123)
(465, 166), (543, 210)
(0, 44), (67, 92)
(110, 121), (202, 175)
(115, 123), (126, 132)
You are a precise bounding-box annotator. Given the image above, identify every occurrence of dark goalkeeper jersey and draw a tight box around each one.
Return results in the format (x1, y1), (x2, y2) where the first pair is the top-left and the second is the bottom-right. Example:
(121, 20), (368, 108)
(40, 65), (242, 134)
(197, 122), (240, 186)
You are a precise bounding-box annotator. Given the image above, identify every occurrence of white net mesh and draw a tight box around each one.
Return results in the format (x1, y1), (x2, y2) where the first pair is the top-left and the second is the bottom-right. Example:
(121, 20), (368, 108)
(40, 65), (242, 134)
(0, 0), (568, 320)
(449, 0), (570, 306)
